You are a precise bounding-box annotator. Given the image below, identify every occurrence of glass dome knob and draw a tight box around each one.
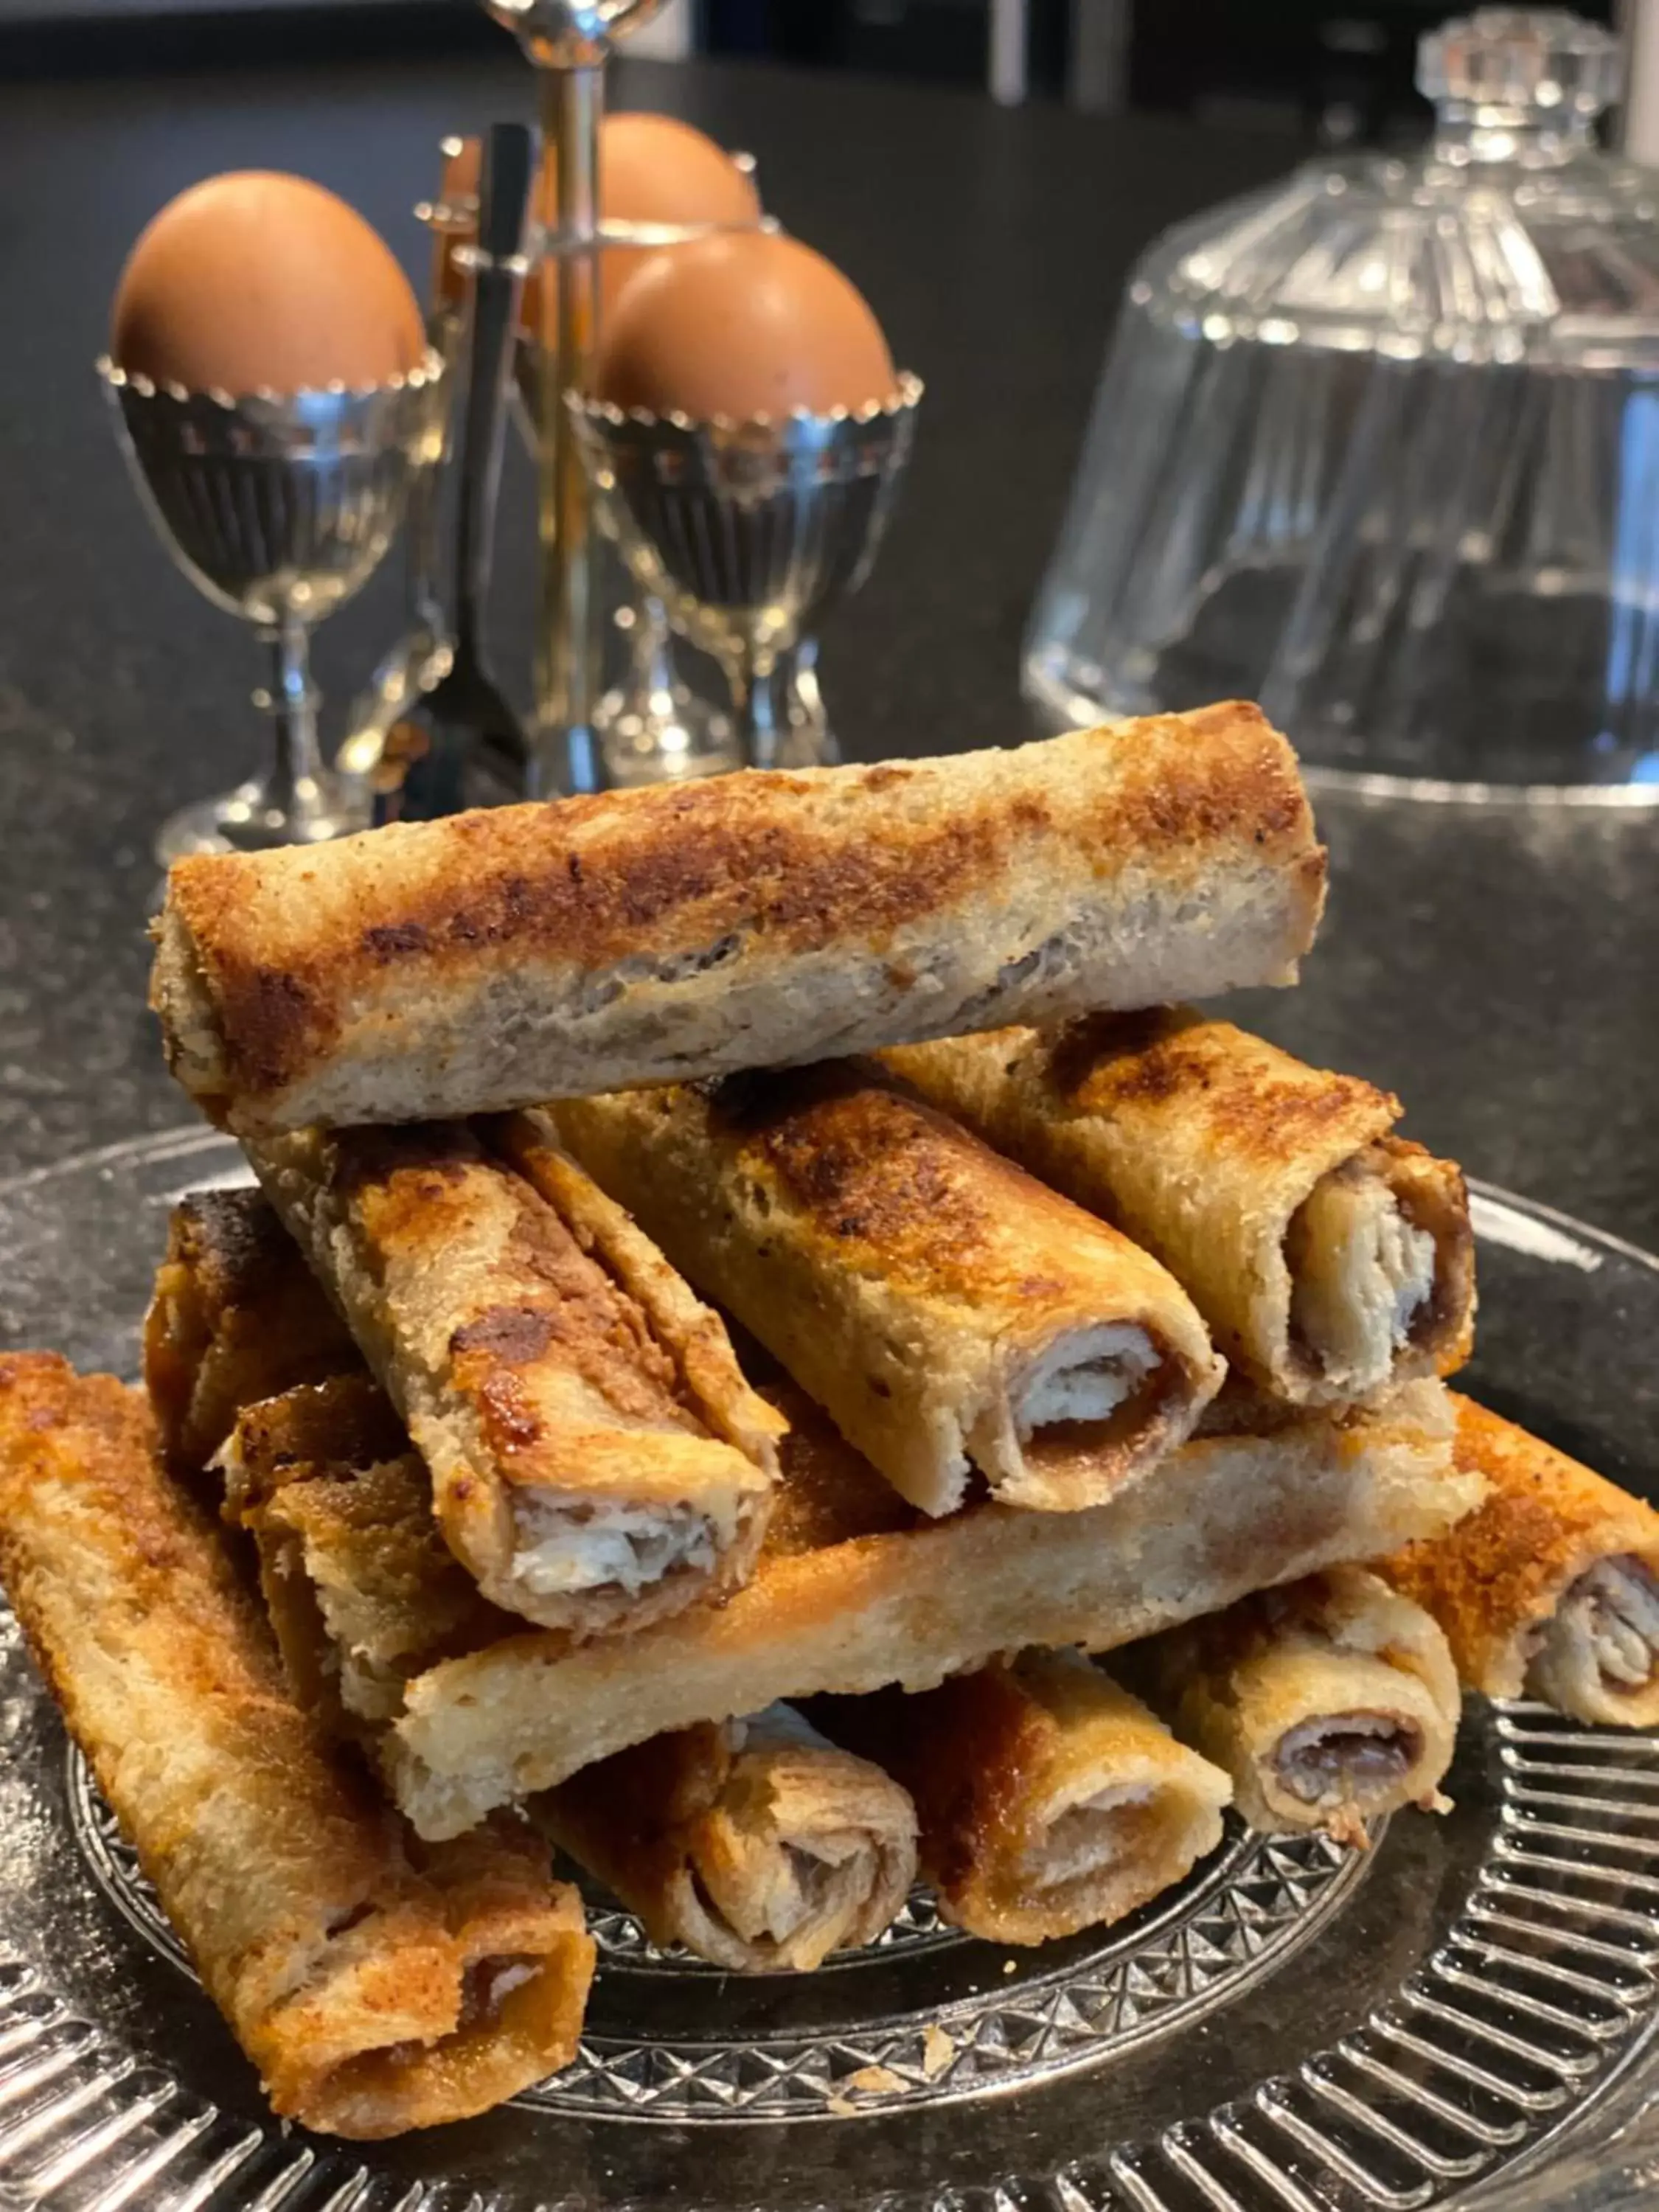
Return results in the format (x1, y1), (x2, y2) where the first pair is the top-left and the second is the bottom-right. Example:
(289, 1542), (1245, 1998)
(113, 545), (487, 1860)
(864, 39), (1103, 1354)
(1418, 8), (1622, 125)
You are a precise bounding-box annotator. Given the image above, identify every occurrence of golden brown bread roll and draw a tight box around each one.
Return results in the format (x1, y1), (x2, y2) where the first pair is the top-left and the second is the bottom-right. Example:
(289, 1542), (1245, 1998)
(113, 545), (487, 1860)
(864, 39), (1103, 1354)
(1119, 1567), (1460, 1847)
(536, 1707), (918, 1972)
(1385, 1396), (1659, 1725)
(150, 706), (1326, 1134)
(220, 1368), (514, 1732)
(144, 1186), (355, 1477)
(517, 1063), (1223, 1517)
(884, 1011), (1475, 1405)
(243, 1120), (782, 1636)
(815, 1650), (1230, 1944)
(382, 1379), (1470, 1838)
(223, 1381), (917, 1970)
(0, 1352), (594, 2139)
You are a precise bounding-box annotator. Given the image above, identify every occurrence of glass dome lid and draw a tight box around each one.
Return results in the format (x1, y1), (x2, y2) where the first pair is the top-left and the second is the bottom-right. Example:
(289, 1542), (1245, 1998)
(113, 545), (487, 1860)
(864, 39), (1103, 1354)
(1027, 8), (1659, 796)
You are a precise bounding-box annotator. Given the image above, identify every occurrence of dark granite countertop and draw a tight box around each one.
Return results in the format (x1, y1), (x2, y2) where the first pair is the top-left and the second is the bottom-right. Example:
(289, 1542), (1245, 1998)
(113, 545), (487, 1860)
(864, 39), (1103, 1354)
(0, 47), (1653, 1247)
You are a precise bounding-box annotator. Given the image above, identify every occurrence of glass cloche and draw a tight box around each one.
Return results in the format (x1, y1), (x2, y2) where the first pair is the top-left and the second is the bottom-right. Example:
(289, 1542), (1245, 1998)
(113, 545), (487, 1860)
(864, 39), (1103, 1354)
(1025, 9), (1659, 796)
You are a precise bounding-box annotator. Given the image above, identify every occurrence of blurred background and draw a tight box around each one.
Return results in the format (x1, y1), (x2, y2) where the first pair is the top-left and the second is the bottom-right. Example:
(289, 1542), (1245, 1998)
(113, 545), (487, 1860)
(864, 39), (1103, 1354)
(0, 0), (1622, 147)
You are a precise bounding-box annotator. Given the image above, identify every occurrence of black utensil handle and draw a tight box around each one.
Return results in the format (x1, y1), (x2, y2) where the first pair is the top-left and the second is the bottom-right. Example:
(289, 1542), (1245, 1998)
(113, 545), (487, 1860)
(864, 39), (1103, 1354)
(453, 120), (537, 664)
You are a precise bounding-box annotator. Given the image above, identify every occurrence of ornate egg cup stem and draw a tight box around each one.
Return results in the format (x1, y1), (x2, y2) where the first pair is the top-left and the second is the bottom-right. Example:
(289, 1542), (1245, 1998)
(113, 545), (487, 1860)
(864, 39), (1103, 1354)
(97, 354), (442, 859)
(571, 374), (922, 771)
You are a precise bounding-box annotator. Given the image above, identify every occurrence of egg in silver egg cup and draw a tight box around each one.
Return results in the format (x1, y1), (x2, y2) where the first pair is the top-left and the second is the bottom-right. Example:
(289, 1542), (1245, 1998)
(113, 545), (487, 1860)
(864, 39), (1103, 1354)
(518, 344), (740, 789)
(569, 371), (922, 773)
(98, 352), (444, 863)
(510, 180), (774, 789)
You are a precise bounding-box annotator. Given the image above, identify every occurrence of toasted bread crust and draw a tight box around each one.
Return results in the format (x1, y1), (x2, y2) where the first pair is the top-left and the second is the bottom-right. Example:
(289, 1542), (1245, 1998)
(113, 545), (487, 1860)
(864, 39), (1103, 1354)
(1385, 1396), (1659, 1698)
(0, 1353), (594, 2138)
(144, 1188), (356, 1478)
(537, 1062), (1223, 1516)
(886, 1011), (1475, 1404)
(817, 1651), (1231, 1944)
(245, 1122), (780, 1635)
(221, 1375), (520, 1736)
(153, 707), (1326, 1132)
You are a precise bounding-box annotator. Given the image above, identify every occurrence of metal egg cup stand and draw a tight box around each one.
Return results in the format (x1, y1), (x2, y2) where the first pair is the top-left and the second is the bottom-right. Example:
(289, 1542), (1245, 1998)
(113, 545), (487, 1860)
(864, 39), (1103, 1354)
(97, 0), (919, 857)
(487, 0), (920, 796)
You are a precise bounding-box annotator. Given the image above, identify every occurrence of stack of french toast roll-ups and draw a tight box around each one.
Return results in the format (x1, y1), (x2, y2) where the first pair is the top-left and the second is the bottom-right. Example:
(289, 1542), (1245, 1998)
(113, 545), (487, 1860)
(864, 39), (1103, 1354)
(4, 706), (1657, 2140)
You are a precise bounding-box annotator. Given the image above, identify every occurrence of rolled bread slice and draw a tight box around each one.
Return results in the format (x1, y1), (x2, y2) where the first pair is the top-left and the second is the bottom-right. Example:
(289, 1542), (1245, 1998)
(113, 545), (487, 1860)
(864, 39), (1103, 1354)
(145, 1186), (356, 1479)
(814, 1650), (1231, 1945)
(885, 1011), (1475, 1406)
(536, 1706), (918, 1973)
(1385, 1395), (1659, 1727)
(0, 1354), (594, 2140)
(151, 704), (1326, 1135)
(220, 1369), (515, 1734)
(514, 1063), (1224, 1517)
(244, 1120), (782, 1636)
(1120, 1566), (1460, 1848)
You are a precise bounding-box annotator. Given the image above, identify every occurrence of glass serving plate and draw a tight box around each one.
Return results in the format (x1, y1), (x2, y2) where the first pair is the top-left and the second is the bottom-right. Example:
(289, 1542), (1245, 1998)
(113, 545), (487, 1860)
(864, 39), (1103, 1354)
(1, 1127), (1658, 2211)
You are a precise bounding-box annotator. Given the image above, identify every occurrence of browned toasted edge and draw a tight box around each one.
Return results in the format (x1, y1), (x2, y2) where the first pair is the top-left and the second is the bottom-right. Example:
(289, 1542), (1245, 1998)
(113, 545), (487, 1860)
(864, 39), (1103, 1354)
(0, 1349), (595, 2138)
(1383, 1394), (1659, 1697)
(153, 706), (1326, 1120)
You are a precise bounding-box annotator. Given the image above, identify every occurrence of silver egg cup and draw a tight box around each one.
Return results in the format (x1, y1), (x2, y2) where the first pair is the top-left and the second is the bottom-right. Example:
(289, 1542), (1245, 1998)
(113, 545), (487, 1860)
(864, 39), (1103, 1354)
(514, 272), (768, 789)
(570, 373), (922, 770)
(593, 591), (739, 785)
(100, 355), (443, 862)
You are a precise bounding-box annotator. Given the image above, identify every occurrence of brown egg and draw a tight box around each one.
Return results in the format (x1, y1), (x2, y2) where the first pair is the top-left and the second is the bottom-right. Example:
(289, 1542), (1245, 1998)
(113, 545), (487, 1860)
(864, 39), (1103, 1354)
(112, 172), (426, 396)
(599, 113), (762, 319)
(595, 230), (897, 421)
(524, 111), (762, 343)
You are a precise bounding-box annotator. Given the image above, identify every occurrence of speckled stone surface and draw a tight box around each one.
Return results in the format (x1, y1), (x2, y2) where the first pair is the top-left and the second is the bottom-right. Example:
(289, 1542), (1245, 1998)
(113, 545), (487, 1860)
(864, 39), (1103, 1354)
(0, 50), (1654, 1247)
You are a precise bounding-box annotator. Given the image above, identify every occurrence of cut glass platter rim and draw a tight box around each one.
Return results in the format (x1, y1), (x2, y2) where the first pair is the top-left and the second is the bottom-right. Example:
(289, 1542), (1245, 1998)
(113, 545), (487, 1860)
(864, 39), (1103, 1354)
(0, 1126), (1656, 2211)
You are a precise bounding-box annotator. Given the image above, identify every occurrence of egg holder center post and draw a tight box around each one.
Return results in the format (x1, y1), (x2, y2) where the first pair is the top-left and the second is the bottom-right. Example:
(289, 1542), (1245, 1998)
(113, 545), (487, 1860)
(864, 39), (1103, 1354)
(479, 0), (923, 791)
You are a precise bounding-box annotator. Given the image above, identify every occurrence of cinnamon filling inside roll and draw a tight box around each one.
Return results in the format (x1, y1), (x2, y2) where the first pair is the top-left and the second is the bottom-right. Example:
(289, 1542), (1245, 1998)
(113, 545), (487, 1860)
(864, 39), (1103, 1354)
(1275, 1714), (1421, 1805)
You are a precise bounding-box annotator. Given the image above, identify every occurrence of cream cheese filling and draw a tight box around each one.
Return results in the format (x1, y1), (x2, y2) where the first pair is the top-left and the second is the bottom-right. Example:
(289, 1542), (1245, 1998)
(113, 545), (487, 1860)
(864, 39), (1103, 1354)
(1018, 1782), (1155, 1891)
(1289, 1166), (1436, 1393)
(1014, 1326), (1159, 1438)
(1551, 1555), (1659, 1693)
(509, 1495), (717, 1597)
